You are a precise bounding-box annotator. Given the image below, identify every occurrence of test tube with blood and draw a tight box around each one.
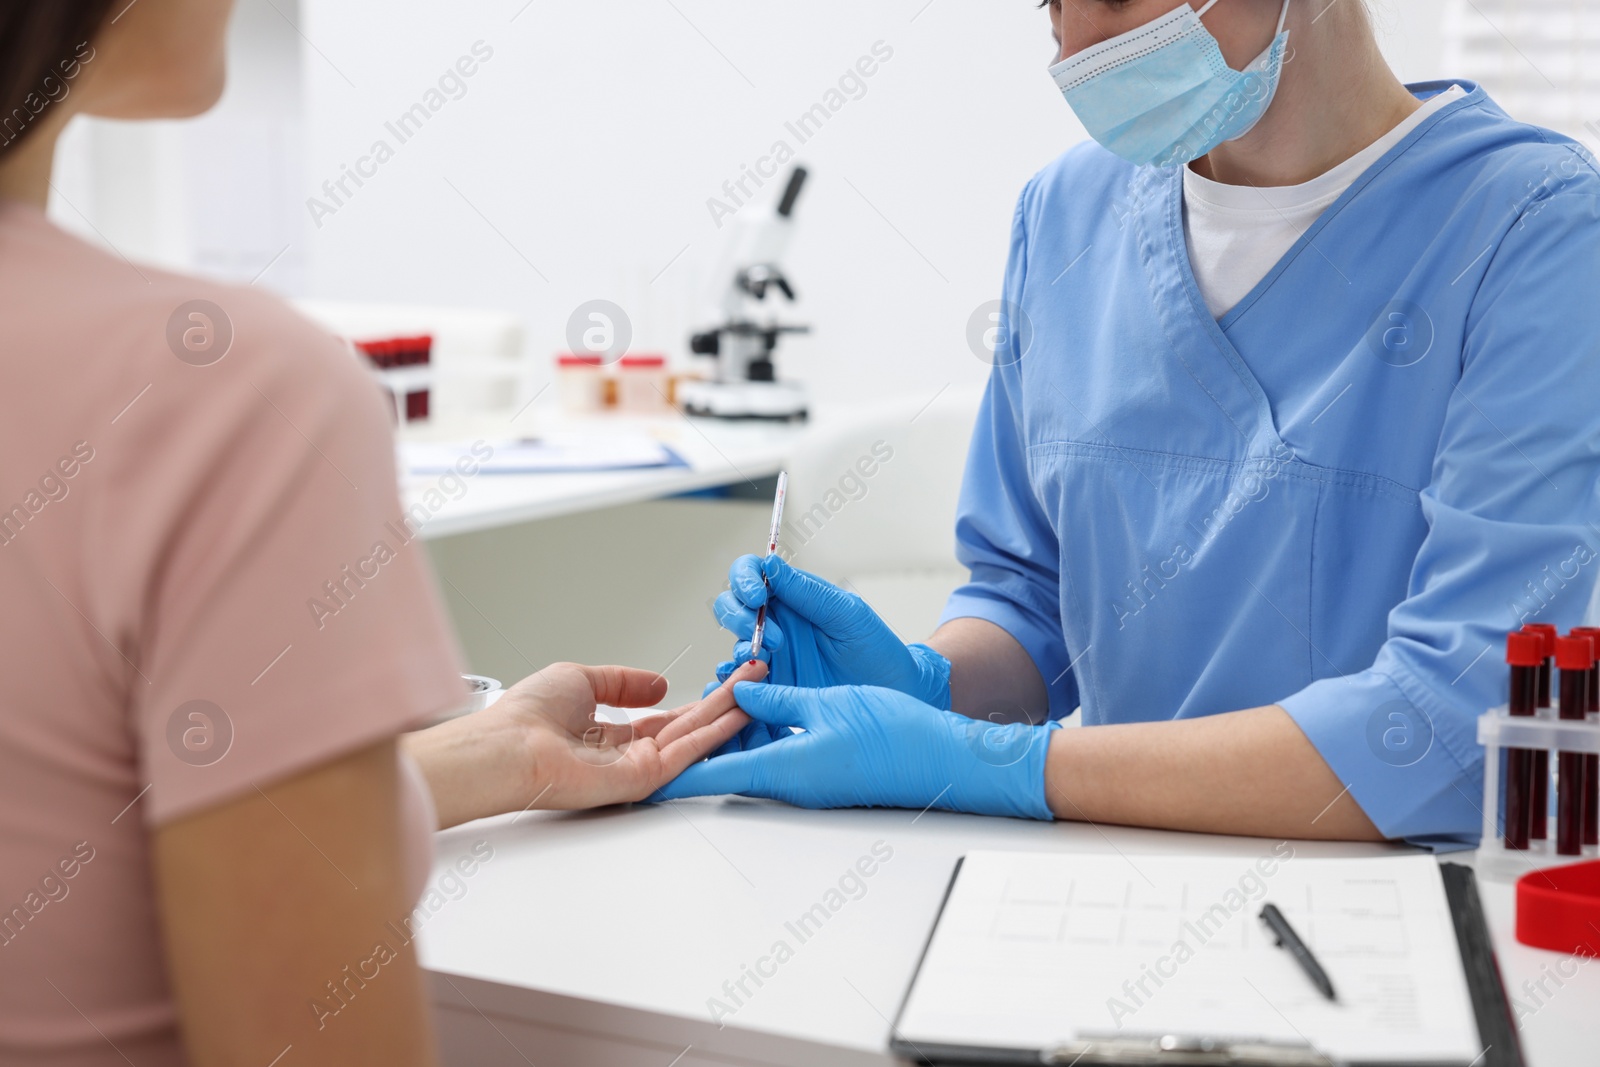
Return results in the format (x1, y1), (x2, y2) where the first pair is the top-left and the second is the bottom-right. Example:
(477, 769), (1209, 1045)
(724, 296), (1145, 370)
(1523, 622), (1558, 839)
(1504, 631), (1543, 850)
(748, 472), (788, 663)
(1555, 634), (1593, 856)
(1574, 627), (1600, 848)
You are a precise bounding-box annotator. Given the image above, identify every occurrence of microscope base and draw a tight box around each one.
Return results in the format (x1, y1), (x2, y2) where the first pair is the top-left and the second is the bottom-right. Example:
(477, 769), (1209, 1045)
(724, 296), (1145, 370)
(679, 380), (809, 422)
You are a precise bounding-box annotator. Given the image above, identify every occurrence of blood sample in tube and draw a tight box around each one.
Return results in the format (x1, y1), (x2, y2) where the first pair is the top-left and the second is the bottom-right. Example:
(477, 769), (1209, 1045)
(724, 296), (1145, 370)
(1504, 631), (1543, 850)
(1526, 624), (1557, 707)
(1555, 634), (1592, 856)
(1575, 627), (1600, 848)
(1524, 623), (1558, 839)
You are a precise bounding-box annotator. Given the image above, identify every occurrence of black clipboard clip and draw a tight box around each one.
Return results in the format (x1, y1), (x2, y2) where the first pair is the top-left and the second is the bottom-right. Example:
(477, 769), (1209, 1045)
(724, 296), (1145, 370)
(1042, 1033), (1333, 1066)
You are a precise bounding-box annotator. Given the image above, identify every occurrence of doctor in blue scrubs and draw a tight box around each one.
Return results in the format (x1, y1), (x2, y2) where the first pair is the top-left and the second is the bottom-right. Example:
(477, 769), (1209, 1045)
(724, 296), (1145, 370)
(660, 0), (1600, 848)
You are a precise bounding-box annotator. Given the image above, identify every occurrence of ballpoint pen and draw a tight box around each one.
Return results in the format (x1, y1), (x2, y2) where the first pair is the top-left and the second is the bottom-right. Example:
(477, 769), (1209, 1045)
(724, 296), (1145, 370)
(748, 471), (788, 663)
(1260, 902), (1337, 1002)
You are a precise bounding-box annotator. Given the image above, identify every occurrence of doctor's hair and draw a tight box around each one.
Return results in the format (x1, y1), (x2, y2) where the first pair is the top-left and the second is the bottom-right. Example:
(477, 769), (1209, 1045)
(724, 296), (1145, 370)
(0, 0), (115, 157)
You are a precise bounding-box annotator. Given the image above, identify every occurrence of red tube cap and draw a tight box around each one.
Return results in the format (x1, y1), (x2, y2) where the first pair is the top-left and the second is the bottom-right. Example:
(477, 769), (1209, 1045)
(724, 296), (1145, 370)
(1523, 623), (1558, 657)
(1571, 627), (1600, 661)
(1555, 635), (1592, 672)
(1507, 631), (1544, 667)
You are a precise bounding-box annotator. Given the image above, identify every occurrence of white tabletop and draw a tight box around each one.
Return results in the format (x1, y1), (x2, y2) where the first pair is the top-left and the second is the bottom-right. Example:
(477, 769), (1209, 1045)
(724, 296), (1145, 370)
(417, 798), (1597, 1066)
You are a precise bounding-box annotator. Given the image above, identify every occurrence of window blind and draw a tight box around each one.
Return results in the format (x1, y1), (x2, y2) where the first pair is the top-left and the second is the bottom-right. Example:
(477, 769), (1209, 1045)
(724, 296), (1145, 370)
(1443, 0), (1600, 143)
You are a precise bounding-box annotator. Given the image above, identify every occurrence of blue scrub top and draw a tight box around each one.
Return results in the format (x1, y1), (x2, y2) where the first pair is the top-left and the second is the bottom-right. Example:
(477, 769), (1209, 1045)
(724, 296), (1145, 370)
(943, 82), (1600, 849)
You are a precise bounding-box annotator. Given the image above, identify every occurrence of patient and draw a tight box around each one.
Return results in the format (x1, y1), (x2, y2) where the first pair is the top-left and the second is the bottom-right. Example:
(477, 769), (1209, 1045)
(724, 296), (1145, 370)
(0, 3), (756, 1065)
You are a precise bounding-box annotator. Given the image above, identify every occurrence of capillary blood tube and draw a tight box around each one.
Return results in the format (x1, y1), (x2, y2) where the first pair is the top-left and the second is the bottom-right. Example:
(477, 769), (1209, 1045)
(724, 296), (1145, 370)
(1524, 622), (1558, 840)
(1504, 631), (1543, 850)
(1575, 627), (1600, 848)
(1555, 634), (1593, 856)
(748, 471), (788, 663)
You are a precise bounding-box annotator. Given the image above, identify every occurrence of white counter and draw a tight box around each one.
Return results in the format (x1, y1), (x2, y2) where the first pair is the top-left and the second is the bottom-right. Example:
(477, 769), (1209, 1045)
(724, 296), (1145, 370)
(417, 799), (1596, 1066)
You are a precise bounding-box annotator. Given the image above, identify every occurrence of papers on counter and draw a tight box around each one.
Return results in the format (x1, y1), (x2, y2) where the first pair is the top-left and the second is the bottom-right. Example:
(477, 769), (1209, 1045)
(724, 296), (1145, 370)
(404, 435), (686, 475)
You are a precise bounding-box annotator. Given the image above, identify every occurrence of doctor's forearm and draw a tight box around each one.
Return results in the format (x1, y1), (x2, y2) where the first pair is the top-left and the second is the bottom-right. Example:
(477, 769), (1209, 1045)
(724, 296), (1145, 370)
(928, 617), (1050, 723)
(1042, 705), (1385, 842)
(927, 619), (1383, 839)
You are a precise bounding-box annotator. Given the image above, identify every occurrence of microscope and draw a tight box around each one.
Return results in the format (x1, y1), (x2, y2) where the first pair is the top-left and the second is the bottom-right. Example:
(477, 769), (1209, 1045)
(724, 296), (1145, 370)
(680, 167), (811, 421)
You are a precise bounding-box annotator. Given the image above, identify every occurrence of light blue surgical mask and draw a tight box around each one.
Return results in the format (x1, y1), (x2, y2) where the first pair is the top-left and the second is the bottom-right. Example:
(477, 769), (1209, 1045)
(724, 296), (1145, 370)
(1050, 0), (1293, 168)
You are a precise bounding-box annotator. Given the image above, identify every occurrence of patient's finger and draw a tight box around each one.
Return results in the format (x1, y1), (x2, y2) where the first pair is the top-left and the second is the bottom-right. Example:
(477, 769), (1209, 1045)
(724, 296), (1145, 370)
(570, 664), (670, 709)
(648, 661), (767, 749)
(656, 707), (755, 784)
(731, 639), (779, 666)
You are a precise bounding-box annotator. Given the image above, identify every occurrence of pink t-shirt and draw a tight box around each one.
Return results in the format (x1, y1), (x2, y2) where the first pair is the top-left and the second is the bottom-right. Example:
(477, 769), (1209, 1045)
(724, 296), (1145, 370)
(0, 201), (468, 1064)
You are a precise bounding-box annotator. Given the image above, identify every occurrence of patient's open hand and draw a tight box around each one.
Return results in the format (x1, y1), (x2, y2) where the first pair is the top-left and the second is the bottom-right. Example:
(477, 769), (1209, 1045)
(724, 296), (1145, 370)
(405, 659), (766, 828)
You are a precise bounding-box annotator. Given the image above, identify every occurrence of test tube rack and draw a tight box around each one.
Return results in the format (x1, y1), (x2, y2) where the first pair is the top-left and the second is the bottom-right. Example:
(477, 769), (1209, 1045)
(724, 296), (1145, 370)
(354, 335), (435, 424)
(1477, 706), (1600, 881)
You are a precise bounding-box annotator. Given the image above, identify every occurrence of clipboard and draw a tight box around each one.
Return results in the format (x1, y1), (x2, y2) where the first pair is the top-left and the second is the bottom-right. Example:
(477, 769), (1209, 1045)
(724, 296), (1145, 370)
(888, 856), (1522, 1067)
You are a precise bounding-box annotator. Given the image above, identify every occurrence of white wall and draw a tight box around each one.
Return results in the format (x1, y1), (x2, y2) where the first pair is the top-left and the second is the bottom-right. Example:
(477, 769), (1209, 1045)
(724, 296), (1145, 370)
(297, 0), (1059, 404)
(51, 0), (1459, 400)
(292, 0), (1460, 403)
(1371, 0), (1453, 83)
(50, 0), (306, 288)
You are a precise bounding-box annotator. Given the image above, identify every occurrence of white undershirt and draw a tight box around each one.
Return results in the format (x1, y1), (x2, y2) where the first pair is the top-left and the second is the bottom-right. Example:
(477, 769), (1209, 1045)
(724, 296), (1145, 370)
(1183, 85), (1466, 319)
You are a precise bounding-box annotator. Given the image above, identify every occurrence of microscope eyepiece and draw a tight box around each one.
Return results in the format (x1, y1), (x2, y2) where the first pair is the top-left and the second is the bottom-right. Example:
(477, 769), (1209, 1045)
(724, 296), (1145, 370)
(777, 167), (808, 219)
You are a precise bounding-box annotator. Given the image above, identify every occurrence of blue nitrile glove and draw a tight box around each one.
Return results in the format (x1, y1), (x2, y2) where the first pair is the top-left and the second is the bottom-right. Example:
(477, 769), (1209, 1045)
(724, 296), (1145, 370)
(700, 678), (787, 756)
(710, 554), (951, 709)
(655, 683), (1060, 820)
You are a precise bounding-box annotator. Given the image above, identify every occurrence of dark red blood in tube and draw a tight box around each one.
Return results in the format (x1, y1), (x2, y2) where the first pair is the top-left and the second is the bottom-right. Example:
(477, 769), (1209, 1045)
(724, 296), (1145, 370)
(1505, 631), (1543, 850)
(1527, 624), (1557, 706)
(1524, 623), (1558, 839)
(1576, 627), (1600, 848)
(1555, 635), (1592, 856)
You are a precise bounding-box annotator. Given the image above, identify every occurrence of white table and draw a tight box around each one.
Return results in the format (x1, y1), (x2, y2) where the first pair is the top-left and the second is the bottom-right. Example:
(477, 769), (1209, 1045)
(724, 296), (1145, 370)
(417, 799), (1597, 1066)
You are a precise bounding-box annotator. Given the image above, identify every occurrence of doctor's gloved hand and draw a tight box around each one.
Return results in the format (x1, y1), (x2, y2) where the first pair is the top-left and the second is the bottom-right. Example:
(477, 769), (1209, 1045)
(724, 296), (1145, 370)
(655, 683), (1059, 821)
(711, 554), (951, 709)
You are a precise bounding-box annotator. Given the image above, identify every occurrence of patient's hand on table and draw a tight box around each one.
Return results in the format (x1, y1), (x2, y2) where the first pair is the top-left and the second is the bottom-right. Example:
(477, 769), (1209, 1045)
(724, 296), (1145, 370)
(405, 660), (766, 829)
